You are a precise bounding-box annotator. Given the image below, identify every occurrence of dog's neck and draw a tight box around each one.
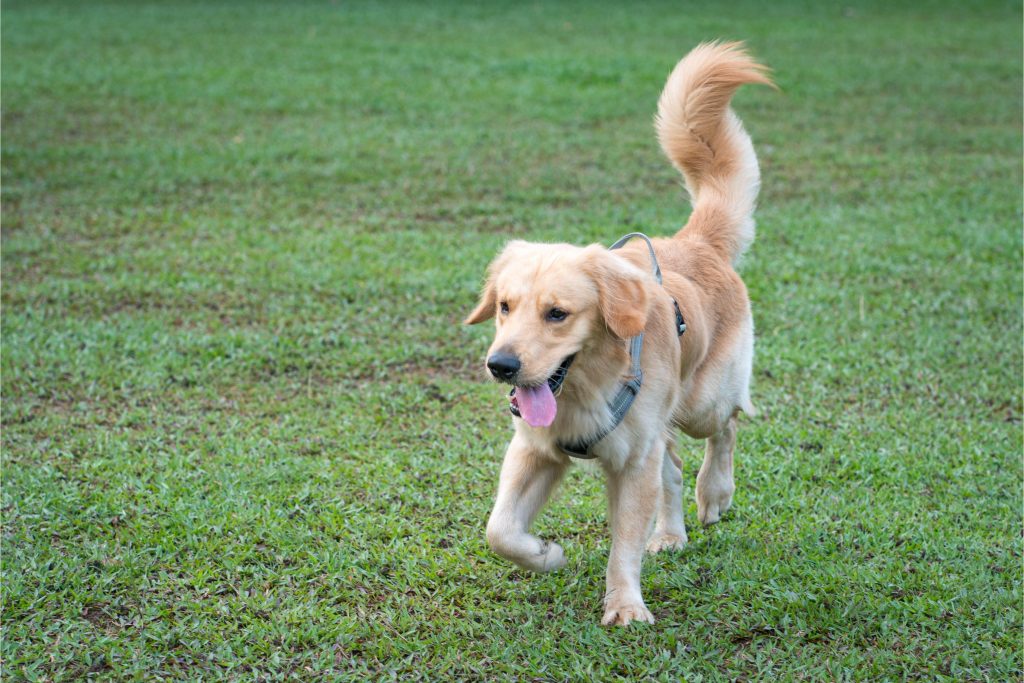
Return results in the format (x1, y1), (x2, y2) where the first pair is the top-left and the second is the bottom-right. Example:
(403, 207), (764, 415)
(558, 328), (633, 413)
(514, 327), (638, 457)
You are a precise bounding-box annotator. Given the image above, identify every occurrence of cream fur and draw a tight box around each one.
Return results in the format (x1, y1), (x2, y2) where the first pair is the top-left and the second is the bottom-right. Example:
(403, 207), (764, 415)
(467, 42), (773, 626)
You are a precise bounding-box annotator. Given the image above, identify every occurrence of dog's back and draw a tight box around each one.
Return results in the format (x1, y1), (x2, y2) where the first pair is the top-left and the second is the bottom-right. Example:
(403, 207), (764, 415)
(642, 42), (773, 434)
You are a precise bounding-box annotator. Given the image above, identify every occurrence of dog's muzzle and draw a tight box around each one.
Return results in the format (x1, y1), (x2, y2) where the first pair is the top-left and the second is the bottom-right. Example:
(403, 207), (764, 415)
(509, 354), (575, 418)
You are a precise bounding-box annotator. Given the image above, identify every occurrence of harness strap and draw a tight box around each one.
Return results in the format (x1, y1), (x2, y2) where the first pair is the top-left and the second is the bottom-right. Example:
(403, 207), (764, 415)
(607, 232), (662, 284)
(557, 335), (643, 458)
(555, 232), (683, 459)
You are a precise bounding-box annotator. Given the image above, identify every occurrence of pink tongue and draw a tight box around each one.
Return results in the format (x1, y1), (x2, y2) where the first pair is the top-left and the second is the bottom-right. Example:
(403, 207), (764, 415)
(516, 384), (557, 427)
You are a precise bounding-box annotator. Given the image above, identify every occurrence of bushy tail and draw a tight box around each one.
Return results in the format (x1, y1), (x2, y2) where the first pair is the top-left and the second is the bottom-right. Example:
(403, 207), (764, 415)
(655, 41), (774, 265)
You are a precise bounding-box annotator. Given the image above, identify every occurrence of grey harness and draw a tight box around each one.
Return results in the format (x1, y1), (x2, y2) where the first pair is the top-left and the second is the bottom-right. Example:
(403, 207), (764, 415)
(548, 232), (686, 459)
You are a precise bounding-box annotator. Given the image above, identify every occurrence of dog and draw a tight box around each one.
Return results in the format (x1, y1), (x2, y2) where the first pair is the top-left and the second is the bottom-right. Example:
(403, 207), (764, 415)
(465, 42), (773, 626)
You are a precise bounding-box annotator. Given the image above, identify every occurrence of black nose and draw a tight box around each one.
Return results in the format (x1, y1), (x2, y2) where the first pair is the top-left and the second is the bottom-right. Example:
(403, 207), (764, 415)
(486, 352), (521, 381)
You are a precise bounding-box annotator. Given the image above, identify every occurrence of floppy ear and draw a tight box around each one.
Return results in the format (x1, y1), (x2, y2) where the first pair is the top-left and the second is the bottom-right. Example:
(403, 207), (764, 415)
(583, 247), (653, 338)
(464, 241), (526, 325)
(464, 277), (497, 324)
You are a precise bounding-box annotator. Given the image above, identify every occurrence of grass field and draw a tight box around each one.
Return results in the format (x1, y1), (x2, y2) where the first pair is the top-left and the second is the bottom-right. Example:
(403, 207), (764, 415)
(2, 1), (1021, 680)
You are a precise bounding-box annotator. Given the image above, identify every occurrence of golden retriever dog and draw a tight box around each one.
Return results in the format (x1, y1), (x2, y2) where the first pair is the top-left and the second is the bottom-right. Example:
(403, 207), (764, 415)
(466, 42), (773, 626)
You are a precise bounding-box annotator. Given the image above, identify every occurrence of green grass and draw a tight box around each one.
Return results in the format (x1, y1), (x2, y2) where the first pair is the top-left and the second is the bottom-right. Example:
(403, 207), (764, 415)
(2, 0), (1021, 680)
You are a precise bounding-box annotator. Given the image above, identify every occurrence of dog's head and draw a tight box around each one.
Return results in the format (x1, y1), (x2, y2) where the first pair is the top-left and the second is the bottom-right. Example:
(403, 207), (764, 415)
(465, 241), (653, 424)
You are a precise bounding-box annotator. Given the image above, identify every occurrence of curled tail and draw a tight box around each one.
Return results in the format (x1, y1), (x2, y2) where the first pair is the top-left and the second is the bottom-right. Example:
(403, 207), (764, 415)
(655, 41), (774, 265)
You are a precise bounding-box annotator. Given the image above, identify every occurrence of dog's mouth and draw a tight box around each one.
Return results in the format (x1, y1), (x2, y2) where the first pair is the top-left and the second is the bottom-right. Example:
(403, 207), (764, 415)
(509, 355), (575, 428)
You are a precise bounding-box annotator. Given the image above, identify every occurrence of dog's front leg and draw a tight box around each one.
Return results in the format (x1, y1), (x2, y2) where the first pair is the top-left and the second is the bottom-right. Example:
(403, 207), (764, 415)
(486, 436), (569, 573)
(601, 441), (662, 626)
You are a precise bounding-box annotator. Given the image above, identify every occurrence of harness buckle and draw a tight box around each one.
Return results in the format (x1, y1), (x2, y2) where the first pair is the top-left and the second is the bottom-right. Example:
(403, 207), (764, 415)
(673, 300), (686, 336)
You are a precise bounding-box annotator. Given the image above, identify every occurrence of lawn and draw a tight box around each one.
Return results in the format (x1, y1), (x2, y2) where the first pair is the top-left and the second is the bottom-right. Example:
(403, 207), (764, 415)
(2, 0), (1021, 680)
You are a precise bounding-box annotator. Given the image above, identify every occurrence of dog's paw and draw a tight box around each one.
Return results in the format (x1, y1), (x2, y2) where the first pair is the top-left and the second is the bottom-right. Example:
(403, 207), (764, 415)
(536, 540), (567, 573)
(696, 482), (734, 526)
(646, 532), (688, 554)
(512, 540), (566, 573)
(601, 603), (655, 627)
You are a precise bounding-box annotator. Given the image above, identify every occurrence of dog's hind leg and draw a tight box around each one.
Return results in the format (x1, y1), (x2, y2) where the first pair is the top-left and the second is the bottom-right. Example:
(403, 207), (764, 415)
(696, 415), (737, 525)
(646, 435), (688, 553)
(486, 436), (569, 573)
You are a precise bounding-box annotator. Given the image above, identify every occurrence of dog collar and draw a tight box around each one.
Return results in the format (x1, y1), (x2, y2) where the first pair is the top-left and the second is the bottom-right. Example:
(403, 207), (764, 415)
(555, 232), (685, 459)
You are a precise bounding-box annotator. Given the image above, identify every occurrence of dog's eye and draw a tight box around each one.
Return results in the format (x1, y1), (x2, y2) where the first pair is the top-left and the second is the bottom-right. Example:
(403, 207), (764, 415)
(499, 301), (509, 315)
(546, 307), (569, 322)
